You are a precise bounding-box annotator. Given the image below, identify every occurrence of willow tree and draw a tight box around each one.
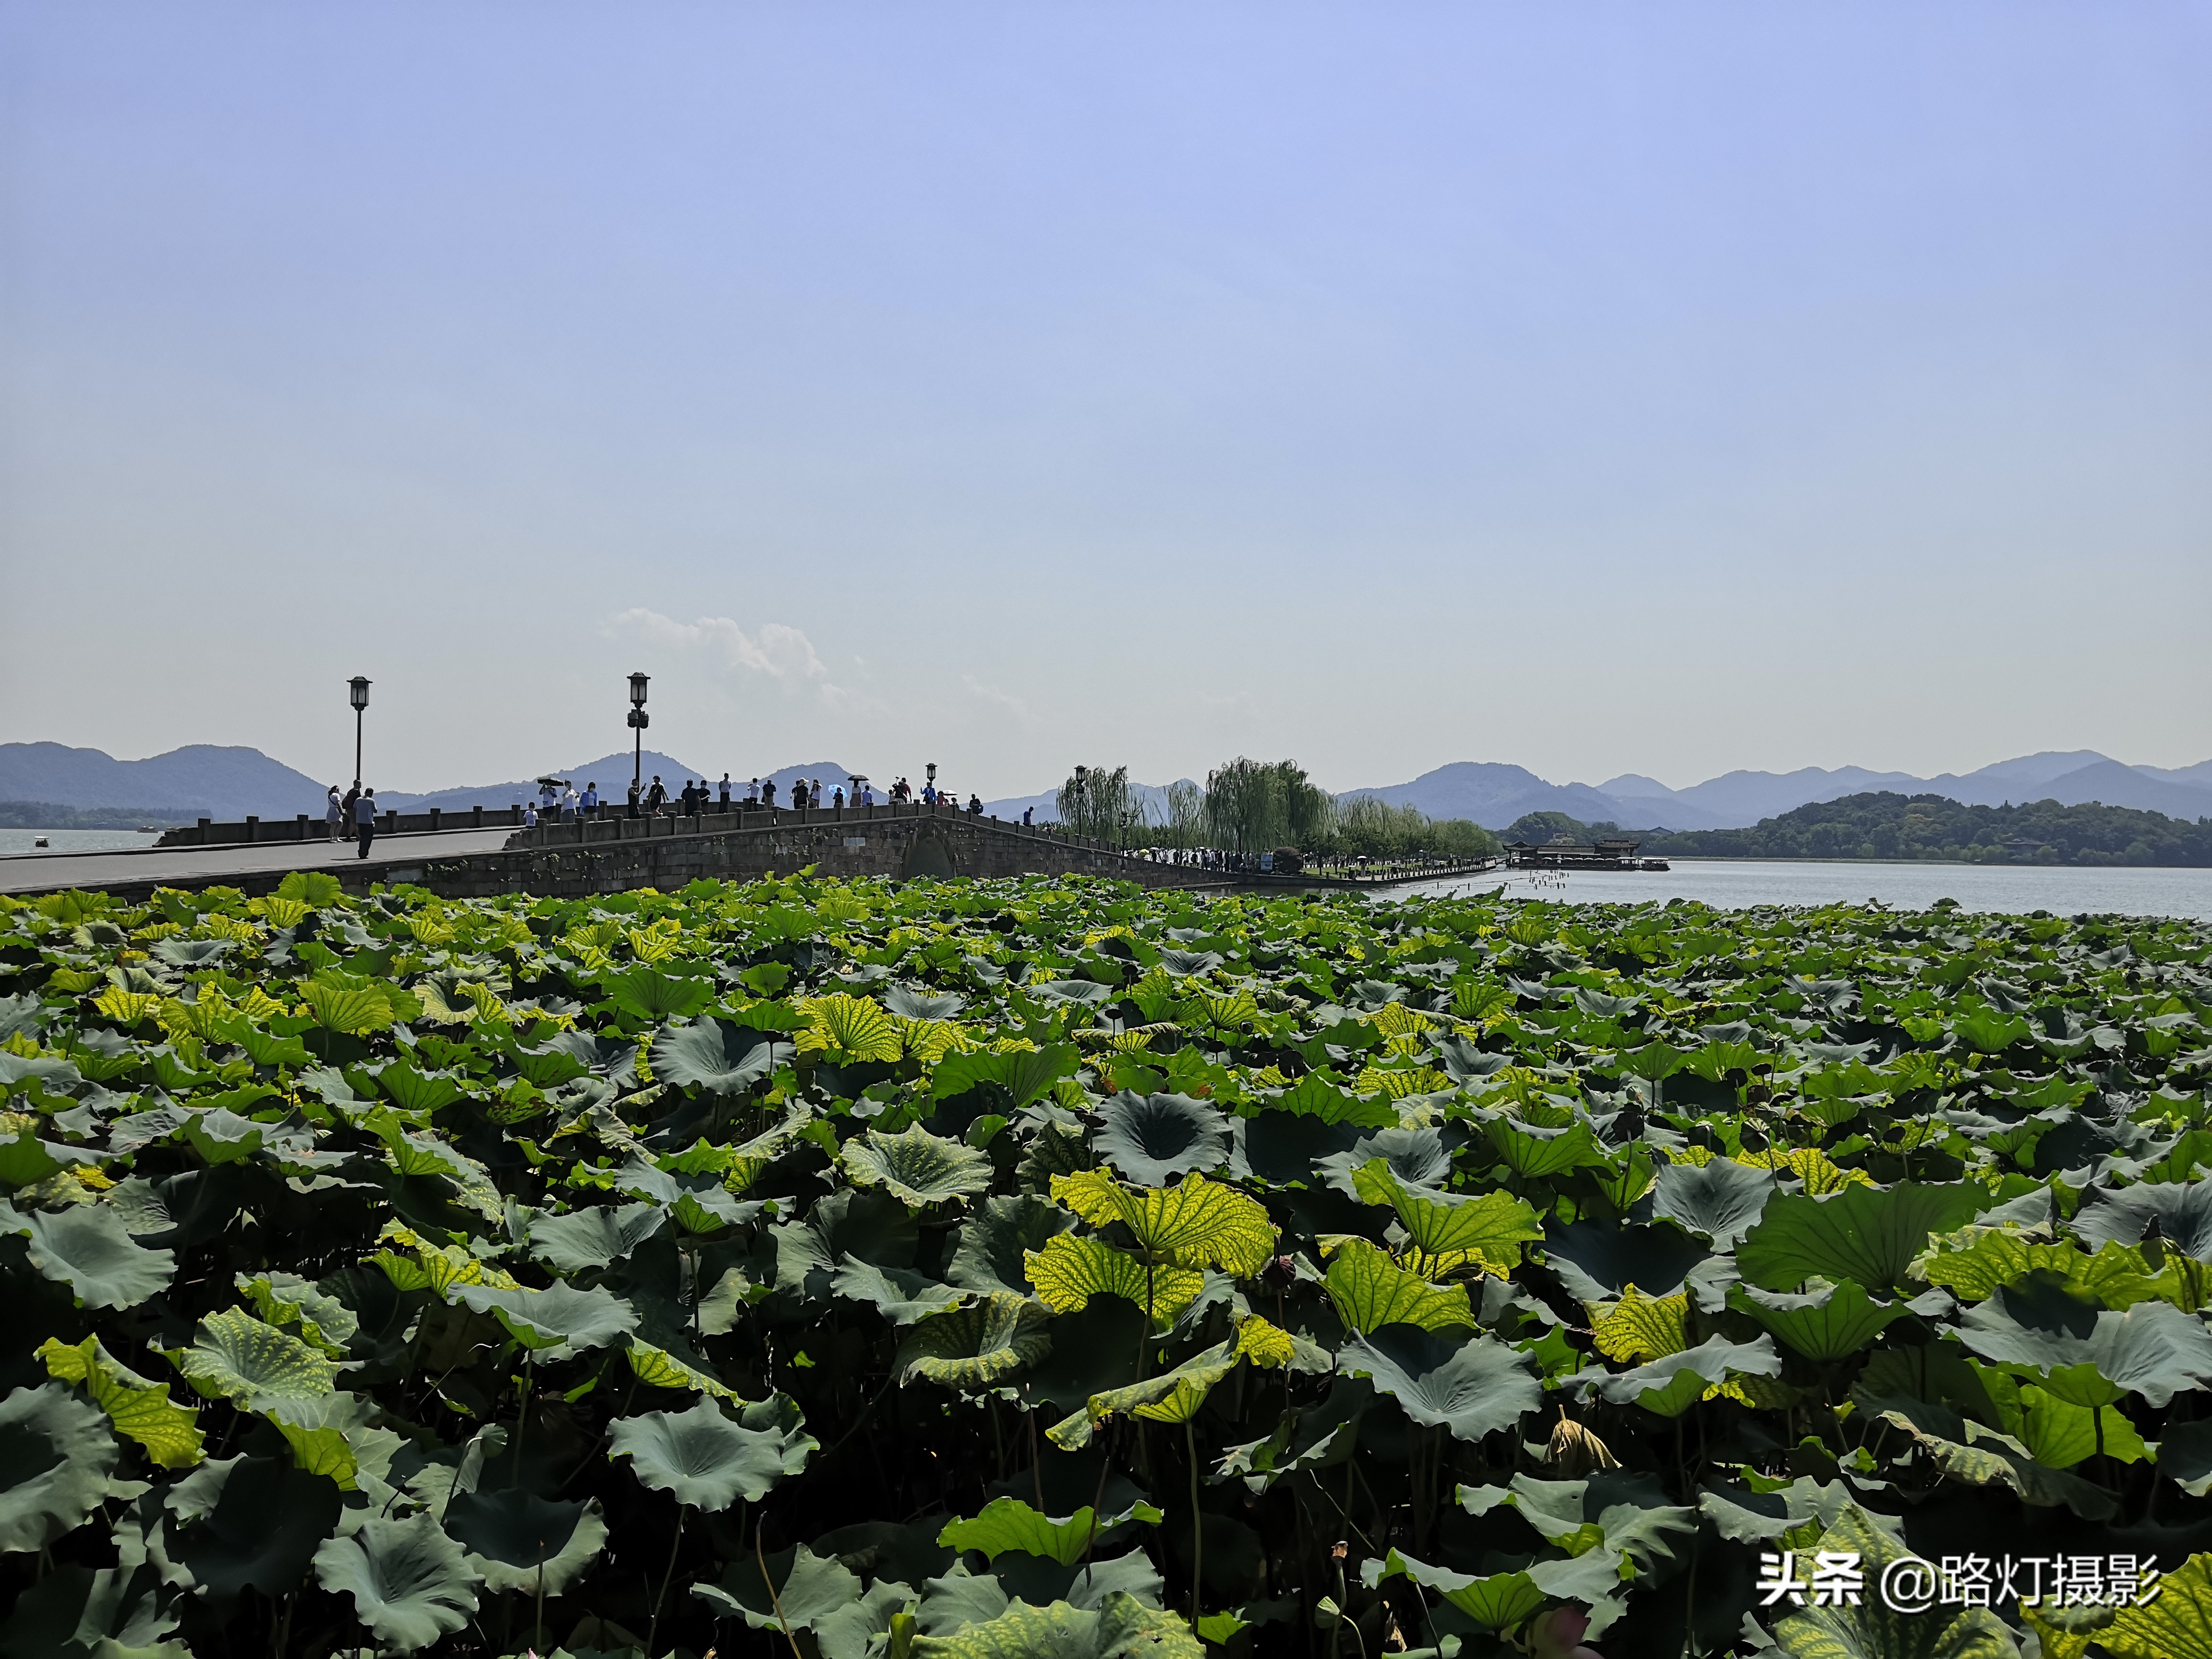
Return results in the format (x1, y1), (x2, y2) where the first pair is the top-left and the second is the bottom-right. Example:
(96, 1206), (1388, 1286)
(1056, 764), (1146, 846)
(1203, 758), (1334, 854)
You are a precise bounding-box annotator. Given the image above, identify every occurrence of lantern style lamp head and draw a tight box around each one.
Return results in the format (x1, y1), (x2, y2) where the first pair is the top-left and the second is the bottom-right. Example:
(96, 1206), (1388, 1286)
(349, 676), (372, 712)
(628, 672), (650, 709)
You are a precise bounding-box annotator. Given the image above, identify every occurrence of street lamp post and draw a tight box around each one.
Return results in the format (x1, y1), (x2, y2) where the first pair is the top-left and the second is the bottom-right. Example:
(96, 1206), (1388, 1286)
(348, 677), (372, 788)
(626, 673), (651, 798)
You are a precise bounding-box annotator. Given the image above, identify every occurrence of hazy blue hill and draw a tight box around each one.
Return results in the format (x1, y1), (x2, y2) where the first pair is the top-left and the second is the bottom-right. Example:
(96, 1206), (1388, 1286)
(0, 742), (324, 819)
(1340, 762), (1734, 831)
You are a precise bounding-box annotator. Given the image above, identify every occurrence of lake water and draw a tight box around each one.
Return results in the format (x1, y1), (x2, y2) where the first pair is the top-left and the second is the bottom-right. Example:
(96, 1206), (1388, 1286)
(0, 829), (168, 857)
(1388, 858), (2212, 923)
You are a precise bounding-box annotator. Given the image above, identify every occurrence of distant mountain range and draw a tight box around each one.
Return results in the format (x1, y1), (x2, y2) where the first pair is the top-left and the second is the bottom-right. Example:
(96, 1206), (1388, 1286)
(1343, 751), (2212, 832)
(4, 741), (2207, 830)
(0, 743), (874, 821)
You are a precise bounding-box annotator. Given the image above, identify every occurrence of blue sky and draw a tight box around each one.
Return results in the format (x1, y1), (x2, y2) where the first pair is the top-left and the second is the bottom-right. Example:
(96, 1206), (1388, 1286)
(3, 2), (2206, 798)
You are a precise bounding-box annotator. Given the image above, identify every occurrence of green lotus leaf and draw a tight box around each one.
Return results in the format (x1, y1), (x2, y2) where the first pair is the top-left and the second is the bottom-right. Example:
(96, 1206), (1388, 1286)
(312, 1510), (481, 1654)
(452, 1281), (638, 1359)
(1053, 1170), (1277, 1276)
(274, 870), (344, 907)
(1726, 1279), (1918, 1362)
(2097, 1549), (2212, 1659)
(1262, 1070), (1395, 1129)
(1340, 1328), (1541, 1443)
(1363, 1546), (1622, 1630)
(695, 1540), (916, 1655)
(523, 1202), (668, 1272)
(170, 1308), (344, 1407)
(601, 965), (717, 1023)
(1737, 1181), (1991, 1293)
(1952, 1273), (2212, 1407)
(2071, 1180), (2212, 1261)
(1861, 1394), (2116, 1519)
(1912, 1230), (2160, 1307)
(1048, 1340), (1241, 1449)
(651, 1016), (787, 1095)
(885, 985), (966, 1021)
(831, 1257), (973, 1323)
(0, 1383), (119, 1553)
(908, 1590), (1202, 1658)
(897, 1291), (1053, 1388)
(608, 1395), (816, 1510)
(501, 1033), (592, 1087)
(148, 935), (234, 967)
(1024, 1234), (1204, 1326)
(0, 1555), (188, 1656)
(1540, 1219), (1712, 1303)
(1324, 1239), (1475, 1334)
(1695, 1474), (1859, 1544)
(371, 1060), (466, 1114)
(1593, 1334), (1781, 1418)
(799, 993), (903, 1062)
(949, 1193), (1078, 1295)
(1500, 1469), (1698, 1579)
(939, 1496), (1161, 1568)
(1966, 1368), (2149, 1470)
(443, 1489), (608, 1594)
(774, 1188), (920, 1296)
(1347, 1161), (1542, 1274)
(0, 1201), (175, 1310)
(2159, 1421), (2212, 1498)
(625, 1339), (747, 1401)
(1768, 1504), (2020, 1657)
(1954, 1007), (2032, 1054)
(843, 1124), (995, 1208)
(37, 1335), (204, 1468)
(298, 978), (397, 1036)
(933, 1044), (1081, 1108)
(1094, 1092), (1228, 1187)
(166, 1451), (343, 1604)
(1649, 1156), (1777, 1249)
(1485, 1115), (1610, 1179)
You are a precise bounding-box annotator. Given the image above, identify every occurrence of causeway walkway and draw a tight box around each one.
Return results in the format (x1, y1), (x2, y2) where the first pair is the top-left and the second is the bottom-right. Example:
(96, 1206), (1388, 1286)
(0, 827), (518, 896)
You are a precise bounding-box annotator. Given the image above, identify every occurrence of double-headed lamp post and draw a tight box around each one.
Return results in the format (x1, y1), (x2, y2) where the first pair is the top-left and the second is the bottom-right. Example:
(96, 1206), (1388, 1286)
(348, 677), (372, 788)
(626, 673), (651, 796)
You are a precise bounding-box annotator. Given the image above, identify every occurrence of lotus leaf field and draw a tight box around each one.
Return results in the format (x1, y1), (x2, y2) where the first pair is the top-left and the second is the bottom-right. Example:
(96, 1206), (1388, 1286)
(5, 871), (2212, 1658)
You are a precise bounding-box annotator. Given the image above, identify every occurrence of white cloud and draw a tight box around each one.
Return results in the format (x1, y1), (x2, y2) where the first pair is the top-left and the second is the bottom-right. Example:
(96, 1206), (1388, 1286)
(962, 674), (1043, 730)
(605, 609), (833, 684)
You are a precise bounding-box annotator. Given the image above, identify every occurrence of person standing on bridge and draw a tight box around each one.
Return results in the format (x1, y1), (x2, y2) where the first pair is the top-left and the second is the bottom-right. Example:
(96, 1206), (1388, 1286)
(354, 787), (378, 858)
(326, 786), (343, 842)
(625, 778), (640, 818)
(719, 774), (732, 811)
(646, 775), (666, 815)
(581, 781), (599, 817)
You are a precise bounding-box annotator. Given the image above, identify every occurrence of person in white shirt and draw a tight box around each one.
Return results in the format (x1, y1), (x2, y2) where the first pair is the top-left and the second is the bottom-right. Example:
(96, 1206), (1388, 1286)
(746, 778), (760, 805)
(563, 784), (579, 817)
(325, 786), (343, 842)
(524, 802), (537, 828)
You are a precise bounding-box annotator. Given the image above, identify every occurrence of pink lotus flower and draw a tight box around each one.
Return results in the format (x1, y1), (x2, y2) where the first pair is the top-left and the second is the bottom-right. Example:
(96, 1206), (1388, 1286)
(1530, 1605), (1603, 1659)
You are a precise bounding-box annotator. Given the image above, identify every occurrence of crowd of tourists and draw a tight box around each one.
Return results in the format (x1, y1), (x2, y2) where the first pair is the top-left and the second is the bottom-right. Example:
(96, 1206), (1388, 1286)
(320, 769), (1034, 859)
(518, 772), (998, 823)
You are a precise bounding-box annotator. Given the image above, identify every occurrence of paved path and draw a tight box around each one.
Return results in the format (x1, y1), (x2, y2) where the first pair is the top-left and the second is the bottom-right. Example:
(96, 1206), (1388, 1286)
(0, 829), (519, 895)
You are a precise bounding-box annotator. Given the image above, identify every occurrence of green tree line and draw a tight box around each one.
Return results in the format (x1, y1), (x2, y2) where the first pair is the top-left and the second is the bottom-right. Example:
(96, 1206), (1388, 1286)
(1642, 790), (2212, 866)
(1054, 759), (1500, 860)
